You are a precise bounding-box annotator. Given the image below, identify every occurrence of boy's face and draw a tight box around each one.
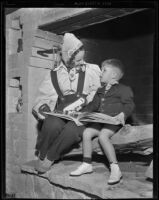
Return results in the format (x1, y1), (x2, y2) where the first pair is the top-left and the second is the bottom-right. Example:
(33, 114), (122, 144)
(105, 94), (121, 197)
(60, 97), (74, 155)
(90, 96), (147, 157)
(100, 65), (116, 84)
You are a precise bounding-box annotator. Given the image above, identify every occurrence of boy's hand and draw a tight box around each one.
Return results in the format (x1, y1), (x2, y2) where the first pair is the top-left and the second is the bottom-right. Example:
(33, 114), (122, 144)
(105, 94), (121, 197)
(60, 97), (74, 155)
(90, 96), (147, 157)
(64, 110), (76, 115)
(115, 112), (125, 125)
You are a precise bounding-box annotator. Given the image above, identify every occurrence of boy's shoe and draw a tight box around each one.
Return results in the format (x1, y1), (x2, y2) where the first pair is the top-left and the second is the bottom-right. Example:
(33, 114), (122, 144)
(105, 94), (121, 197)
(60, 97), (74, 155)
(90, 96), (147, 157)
(35, 158), (53, 174)
(108, 163), (123, 185)
(70, 162), (93, 176)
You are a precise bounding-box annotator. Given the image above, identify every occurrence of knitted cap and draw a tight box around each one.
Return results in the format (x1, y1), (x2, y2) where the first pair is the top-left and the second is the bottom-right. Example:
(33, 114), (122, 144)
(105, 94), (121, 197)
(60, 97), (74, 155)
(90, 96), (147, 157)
(62, 33), (83, 63)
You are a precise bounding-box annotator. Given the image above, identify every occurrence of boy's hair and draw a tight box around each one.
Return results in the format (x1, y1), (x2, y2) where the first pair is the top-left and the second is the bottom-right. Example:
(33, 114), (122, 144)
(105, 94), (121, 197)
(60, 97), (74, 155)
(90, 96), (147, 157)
(101, 59), (124, 80)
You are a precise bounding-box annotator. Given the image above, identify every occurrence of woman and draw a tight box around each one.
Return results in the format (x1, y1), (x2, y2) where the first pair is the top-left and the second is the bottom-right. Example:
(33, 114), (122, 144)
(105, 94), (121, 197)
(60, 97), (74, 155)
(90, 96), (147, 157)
(32, 33), (101, 173)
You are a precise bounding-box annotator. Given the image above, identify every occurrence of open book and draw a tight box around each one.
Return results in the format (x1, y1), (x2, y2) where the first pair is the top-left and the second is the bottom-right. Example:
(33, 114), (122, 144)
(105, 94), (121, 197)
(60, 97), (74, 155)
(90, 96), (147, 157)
(44, 111), (125, 126)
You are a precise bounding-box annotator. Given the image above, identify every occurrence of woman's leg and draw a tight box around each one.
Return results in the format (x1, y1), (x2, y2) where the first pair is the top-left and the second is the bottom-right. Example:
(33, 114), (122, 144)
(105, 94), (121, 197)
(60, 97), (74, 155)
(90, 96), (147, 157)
(36, 115), (66, 160)
(35, 116), (67, 173)
(47, 121), (85, 161)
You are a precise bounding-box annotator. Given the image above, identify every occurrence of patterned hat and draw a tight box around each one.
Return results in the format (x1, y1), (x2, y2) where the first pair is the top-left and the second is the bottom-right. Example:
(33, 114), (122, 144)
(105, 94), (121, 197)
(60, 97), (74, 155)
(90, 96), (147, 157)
(62, 33), (83, 63)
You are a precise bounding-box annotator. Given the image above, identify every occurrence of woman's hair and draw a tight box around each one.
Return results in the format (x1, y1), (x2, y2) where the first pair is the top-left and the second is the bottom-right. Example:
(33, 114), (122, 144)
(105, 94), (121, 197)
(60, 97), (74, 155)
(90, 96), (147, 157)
(67, 45), (84, 68)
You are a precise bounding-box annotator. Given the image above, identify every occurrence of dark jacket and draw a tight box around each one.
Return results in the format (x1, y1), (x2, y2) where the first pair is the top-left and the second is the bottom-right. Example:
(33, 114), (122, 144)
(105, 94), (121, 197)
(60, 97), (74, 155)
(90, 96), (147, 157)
(82, 83), (135, 120)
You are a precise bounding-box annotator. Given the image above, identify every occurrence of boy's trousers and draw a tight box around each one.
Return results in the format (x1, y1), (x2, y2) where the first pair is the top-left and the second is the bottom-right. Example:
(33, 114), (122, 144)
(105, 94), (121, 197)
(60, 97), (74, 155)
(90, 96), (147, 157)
(35, 115), (85, 161)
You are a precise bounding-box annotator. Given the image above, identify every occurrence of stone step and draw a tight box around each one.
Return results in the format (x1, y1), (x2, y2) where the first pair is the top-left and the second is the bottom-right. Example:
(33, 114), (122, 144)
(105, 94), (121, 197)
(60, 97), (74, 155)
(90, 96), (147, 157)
(20, 158), (153, 199)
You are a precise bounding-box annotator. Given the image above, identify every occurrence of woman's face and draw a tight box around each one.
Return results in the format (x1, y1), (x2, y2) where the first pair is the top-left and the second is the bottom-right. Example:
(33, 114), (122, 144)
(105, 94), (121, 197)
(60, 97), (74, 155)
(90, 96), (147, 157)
(72, 50), (85, 68)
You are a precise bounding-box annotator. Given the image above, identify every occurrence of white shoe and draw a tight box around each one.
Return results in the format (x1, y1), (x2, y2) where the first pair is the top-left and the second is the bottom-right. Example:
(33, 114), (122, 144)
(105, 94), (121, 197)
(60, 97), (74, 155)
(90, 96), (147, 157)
(108, 163), (123, 185)
(70, 162), (93, 176)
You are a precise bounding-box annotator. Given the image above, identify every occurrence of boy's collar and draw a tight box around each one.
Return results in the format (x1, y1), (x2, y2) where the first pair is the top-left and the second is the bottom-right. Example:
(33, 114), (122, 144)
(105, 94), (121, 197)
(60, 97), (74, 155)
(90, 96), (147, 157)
(104, 80), (119, 91)
(101, 80), (119, 87)
(108, 80), (119, 85)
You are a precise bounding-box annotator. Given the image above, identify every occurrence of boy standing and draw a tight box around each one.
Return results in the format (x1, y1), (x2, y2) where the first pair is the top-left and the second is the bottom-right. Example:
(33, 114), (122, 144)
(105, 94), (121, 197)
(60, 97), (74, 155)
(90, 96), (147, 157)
(70, 59), (135, 185)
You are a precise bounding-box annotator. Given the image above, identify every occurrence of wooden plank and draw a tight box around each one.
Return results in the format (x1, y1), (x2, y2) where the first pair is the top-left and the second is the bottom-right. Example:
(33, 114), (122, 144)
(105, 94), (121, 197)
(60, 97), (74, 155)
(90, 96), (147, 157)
(32, 47), (54, 61)
(33, 37), (62, 50)
(39, 8), (146, 34)
(38, 8), (94, 27)
(35, 29), (63, 44)
(29, 57), (54, 69)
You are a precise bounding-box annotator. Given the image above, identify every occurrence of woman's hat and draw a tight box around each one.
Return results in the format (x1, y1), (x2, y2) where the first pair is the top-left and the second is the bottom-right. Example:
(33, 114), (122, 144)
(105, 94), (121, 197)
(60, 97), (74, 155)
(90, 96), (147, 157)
(62, 33), (83, 63)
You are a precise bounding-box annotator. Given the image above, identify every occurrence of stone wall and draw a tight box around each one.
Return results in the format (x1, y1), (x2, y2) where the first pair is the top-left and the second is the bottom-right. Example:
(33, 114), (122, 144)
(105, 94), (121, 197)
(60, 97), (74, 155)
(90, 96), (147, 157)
(6, 113), (27, 194)
(5, 11), (63, 195)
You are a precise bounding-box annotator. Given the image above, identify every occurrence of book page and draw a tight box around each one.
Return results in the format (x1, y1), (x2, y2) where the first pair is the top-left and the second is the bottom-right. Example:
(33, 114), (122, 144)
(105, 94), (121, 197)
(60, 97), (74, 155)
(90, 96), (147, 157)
(79, 112), (121, 125)
(44, 111), (122, 125)
(44, 111), (84, 126)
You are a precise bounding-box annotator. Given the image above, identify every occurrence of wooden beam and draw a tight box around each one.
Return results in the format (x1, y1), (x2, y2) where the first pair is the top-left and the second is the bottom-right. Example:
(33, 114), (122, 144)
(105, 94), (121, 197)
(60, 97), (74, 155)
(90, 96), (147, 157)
(29, 57), (54, 69)
(39, 8), (148, 34)
(38, 8), (94, 27)
(33, 37), (61, 50)
(34, 29), (63, 44)
(32, 47), (54, 61)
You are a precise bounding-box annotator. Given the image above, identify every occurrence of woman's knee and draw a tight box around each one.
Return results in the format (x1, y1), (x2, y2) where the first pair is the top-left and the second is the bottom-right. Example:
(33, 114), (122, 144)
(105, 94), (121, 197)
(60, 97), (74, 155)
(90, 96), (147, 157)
(42, 116), (65, 132)
(62, 130), (80, 144)
(64, 122), (84, 136)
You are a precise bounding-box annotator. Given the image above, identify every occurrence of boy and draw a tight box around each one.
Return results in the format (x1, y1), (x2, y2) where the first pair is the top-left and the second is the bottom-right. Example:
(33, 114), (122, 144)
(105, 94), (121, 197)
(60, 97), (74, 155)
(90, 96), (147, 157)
(70, 59), (135, 185)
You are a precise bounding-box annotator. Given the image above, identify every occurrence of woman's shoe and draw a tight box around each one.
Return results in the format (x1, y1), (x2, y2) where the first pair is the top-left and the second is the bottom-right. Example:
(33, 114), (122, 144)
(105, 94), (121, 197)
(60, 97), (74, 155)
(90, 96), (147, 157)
(70, 162), (93, 176)
(35, 158), (53, 174)
(108, 163), (123, 185)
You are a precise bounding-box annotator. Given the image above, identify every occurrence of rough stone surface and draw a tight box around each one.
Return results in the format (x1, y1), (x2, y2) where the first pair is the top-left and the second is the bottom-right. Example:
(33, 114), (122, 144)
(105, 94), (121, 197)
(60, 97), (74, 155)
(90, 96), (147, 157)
(19, 154), (153, 199)
(145, 160), (153, 179)
(65, 124), (153, 156)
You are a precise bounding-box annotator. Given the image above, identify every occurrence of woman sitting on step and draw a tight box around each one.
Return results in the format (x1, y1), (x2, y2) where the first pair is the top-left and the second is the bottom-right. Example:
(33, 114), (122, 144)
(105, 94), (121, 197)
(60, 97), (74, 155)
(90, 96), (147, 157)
(32, 33), (101, 174)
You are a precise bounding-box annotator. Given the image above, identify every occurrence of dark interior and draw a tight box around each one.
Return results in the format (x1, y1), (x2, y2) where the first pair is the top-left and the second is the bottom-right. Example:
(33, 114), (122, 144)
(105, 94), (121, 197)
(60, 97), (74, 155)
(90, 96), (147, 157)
(70, 9), (154, 125)
(40, 8), (155, 125)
